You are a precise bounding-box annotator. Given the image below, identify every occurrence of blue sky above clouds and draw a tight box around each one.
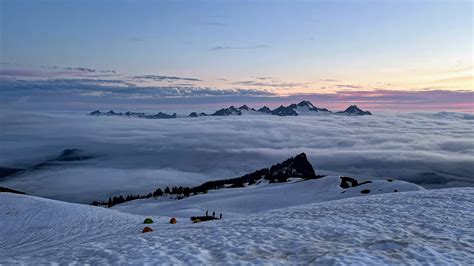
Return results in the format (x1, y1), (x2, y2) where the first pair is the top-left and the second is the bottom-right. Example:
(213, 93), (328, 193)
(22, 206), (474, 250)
(1, 0), (473, 111)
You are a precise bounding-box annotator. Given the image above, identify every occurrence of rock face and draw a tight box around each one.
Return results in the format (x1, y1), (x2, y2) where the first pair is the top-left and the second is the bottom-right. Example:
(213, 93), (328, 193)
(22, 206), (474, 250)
(212, 106), (242, 116)
(0, 186), (26, 194)
(238, 105), (250, 111)
(271, 105), (298, 116)
(340, 176), (372, 189)
(258, 106), (272, 113)
(336, 105), (372, 116)
(296, 101), (330, 112)
(189, 153), (321, 193)
(148, 112), (177, 119)
(268, 153), (318, 181)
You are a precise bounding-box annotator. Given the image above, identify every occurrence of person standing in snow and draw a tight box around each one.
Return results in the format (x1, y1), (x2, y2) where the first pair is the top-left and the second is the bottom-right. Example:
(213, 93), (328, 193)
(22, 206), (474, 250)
(220, 213), (222, 219)
(206, 210), (208, 216)
(212, 211), (215, 218)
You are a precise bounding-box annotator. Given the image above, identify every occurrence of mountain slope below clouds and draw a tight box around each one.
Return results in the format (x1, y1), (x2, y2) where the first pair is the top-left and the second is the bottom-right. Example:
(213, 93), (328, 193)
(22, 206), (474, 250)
(1, 188), (473, 264)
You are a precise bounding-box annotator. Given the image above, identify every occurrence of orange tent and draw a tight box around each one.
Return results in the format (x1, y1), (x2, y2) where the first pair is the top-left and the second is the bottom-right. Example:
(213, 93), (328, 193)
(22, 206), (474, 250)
(142, 227), (153, 233)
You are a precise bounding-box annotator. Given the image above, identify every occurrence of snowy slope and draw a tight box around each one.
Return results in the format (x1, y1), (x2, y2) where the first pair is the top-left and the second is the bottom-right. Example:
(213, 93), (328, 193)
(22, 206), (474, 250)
(113, 176), (423, 217)
(294, 105), (331, 116)
(1, 188), (473, 264)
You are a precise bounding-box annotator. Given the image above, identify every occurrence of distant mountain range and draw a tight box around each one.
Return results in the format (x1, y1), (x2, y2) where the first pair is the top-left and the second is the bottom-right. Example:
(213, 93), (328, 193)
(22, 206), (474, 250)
(88, 101), (372, 119)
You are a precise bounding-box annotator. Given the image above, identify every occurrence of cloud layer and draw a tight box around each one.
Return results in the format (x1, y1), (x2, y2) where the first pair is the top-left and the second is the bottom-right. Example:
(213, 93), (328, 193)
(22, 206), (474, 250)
(131, 75), (202, 82)
(1, 78), (472, 112)
(0, 111), (473, 203)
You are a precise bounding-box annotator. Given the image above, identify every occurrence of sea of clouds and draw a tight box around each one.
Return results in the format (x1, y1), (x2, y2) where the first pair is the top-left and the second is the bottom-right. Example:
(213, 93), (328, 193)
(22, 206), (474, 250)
(1, 110), (473, 203)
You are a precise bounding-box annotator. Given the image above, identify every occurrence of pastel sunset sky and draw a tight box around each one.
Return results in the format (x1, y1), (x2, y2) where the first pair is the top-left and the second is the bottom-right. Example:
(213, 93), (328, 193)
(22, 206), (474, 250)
(1, 0), (473, 111)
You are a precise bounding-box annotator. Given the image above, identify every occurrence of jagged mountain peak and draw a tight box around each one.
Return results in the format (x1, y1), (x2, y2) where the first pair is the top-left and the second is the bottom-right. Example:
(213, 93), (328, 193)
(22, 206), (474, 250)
(238, 105), (250, 110)
(297, 101), (315, 108)
(337, 105), (372, 116)
(258, 106), (271, 113)
(269, 153), (317, 180)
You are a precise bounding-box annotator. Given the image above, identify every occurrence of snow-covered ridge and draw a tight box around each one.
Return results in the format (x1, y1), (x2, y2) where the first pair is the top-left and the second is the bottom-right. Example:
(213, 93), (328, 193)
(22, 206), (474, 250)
(113, 175), (424, 217)
(88, 100), (372, 119)
(92, 152), (417, 208)
(1, 187), (472, 264)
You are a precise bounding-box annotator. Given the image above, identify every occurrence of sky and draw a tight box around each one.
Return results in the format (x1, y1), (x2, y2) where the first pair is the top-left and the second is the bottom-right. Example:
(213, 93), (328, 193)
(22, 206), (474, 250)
(0, 0), (473, 111)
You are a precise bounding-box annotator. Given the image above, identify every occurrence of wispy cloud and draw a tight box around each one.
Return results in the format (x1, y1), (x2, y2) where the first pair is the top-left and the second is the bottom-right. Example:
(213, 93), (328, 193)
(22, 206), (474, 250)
(0, 69), (45, 77)
(210, 45), (270, 51)
(0, 64), (119, 79)
(334, 84), (364, 89)
(0, 78), (274, 108)
(132, 75), (202, 82)
(41, 65), (116, 74)
(232, 80), (306, 88)
(253, 76), (274, 80)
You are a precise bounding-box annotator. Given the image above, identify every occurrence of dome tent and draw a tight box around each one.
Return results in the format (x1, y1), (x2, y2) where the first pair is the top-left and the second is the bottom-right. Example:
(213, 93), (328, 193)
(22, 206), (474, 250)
(142, 227), (153, 233)
(143, 218), (153, 224)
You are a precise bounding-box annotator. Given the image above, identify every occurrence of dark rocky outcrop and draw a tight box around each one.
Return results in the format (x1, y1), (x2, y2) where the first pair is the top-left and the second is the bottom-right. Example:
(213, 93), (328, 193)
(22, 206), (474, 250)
(190, 215), (220, 223)
(0, 186), (26, 194)
(271, 105), (298, 116)
(268, 153), (317, 181)
(296, 101), (330, 112)
(340, 176), (372, 188)
(336, 105), (372, 116)
(147, 112), (177, 119)
(89, 110), (101, 116)
(258, 106), (272, 113)
(212, 106), (242, 116)
(189, 153), (320, 193)
(238, 105), (250, 111)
